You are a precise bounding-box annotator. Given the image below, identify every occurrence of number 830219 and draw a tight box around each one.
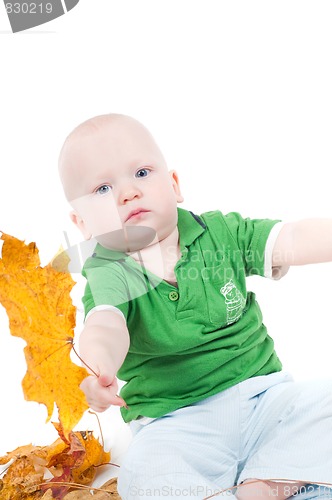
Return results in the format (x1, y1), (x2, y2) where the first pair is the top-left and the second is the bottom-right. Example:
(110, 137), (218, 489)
(5, 3), (53, 14)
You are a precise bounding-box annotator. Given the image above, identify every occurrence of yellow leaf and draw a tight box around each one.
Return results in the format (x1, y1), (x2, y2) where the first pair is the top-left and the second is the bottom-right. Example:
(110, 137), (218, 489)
(0, 445), (46, 499)
(0, 233), (89, 435)
(71, 431), (110, 485)
(0, 425), (113, 499)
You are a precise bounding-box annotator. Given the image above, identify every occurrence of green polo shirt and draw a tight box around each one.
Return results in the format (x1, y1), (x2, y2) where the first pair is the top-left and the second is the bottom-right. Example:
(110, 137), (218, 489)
(82, 208), (283, 423)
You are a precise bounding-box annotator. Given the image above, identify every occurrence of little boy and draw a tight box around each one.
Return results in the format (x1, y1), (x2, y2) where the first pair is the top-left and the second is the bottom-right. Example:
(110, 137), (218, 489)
(58, 113), (332, 500)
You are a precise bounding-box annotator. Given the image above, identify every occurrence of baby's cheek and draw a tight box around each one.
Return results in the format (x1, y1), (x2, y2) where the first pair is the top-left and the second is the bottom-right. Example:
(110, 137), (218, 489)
(89, 204), (123, 236)
(94, 215), (122, 235)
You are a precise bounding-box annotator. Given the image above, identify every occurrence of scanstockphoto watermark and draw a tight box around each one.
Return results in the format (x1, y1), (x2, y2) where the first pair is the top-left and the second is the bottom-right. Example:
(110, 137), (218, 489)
(3, 0), (80, 33)
(128, 481), (332, 499)
(129, 485), (233, 498)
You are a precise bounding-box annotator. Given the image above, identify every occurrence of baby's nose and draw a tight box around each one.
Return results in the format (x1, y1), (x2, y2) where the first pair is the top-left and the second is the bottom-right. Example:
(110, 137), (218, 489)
(119, 185), (141, 204)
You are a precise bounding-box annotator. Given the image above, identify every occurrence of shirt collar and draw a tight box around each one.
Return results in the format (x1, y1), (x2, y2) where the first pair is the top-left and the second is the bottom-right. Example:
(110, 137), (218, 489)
(91, 208), (206, 261)
(90, 244), (127, 262)
(177, 207), (206, 250)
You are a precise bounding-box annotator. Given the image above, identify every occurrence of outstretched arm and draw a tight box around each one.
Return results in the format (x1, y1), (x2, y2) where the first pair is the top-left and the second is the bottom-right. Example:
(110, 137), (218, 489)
(272, 219), (332, 268)
(79, 309), (130, 412)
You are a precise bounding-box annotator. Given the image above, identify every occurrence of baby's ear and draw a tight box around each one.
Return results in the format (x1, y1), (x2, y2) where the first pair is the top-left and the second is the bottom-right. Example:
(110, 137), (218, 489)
(169, 170), (184, 203)
(69, 210), (92, 240)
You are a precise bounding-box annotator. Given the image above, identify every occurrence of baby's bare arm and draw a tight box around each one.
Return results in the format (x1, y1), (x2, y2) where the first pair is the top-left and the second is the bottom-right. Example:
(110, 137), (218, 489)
(272, 219), (332, 268)
(79, 309), (130, 411)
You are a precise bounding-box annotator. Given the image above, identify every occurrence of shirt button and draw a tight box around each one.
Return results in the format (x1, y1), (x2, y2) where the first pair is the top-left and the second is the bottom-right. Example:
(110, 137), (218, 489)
(168, 290), (179, 301)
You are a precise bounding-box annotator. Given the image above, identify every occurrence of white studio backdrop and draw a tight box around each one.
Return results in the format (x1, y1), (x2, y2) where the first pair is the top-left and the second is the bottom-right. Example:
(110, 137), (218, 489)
(0, 0), (332, 470)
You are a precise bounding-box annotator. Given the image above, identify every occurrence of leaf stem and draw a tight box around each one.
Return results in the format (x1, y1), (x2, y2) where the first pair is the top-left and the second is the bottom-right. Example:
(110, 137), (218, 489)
(38, 479), (118, 493)
(94, 462), (120, 468)
(88, 410), (104, 448)
(70, 341), (99, 377)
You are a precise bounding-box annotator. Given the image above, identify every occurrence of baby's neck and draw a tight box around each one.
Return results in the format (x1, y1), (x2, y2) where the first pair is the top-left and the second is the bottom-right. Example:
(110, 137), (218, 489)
(129, 227), (180, 285)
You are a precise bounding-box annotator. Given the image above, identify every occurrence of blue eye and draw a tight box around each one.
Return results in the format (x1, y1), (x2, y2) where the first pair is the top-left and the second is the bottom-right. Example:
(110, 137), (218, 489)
(136, 168), (150, 178)
(96, 184), (111, 195)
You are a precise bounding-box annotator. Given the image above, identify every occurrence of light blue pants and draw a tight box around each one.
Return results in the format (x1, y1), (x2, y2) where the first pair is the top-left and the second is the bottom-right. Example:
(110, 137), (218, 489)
(118, 372), (332, 499)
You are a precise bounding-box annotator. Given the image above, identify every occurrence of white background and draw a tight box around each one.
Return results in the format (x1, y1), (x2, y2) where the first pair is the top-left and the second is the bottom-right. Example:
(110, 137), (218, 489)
(0, 0), (332, 483)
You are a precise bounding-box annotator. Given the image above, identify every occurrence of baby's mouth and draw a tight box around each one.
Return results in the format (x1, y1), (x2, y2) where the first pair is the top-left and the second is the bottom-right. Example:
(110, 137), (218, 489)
(125, 209), (150, 222)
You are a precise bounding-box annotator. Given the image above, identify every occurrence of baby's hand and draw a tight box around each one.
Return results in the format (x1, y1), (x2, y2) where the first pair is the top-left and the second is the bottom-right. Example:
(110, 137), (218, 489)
(80, 372), (127, 412)
(78, 309), (130, 412)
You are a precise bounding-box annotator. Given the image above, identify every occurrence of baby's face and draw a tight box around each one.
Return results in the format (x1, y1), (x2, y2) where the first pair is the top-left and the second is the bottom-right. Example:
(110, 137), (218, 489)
(60, 116), (183, 251)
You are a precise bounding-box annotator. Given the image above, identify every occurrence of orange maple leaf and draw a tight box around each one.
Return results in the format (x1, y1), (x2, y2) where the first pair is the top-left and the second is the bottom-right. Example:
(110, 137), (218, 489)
(0, 232), (89, 435)
(0, 422), (112, 499)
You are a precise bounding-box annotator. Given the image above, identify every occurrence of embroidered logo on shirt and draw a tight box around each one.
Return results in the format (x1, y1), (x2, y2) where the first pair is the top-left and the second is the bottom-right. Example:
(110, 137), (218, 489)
(220, 279), (246, 325)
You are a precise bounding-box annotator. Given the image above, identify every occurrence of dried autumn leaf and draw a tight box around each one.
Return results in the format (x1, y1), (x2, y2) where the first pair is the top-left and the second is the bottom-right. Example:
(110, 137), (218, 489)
(0, 424), (112, 499)
(0, 232), (89, 435)
(41, 422), (110, 498)
(63, 492), (92, 499)
(0, 443), (46, 466)
(41, 491), (54, 500)
(92, 478), (120, 499)
(62, 478), (120, 499)
(0, 443), (47, 499)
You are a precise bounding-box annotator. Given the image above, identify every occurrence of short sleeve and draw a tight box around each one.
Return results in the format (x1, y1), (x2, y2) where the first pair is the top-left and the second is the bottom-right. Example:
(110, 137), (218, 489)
(82, 259), (130, 320)
(221, 212), (282, 277)
(264, 221), (290, 280)
(81, 253), (161, 321)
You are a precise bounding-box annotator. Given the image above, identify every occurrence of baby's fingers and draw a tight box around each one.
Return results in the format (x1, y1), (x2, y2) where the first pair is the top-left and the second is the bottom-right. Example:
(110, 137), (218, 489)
(98, 373), (127, 407)
(80, 375), (127, 412)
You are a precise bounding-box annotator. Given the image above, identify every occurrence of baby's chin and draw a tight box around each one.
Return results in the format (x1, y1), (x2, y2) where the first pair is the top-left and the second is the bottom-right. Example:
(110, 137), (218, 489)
(95, 226), (157, 253)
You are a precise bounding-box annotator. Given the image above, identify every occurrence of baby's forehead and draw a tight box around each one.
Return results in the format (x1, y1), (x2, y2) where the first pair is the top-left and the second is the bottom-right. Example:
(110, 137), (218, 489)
(64, 115), (161, 168)
(59, 114), (167, 200)
(61, 116), (136, 162)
